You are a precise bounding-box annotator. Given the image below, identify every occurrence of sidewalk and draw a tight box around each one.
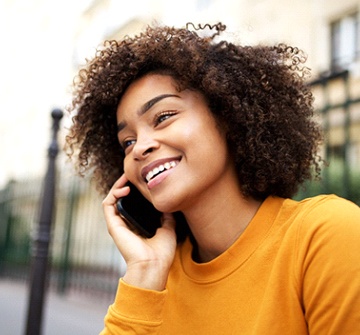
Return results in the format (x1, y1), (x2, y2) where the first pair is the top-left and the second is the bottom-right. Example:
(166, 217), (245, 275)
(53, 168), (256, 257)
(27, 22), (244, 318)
(0, 279), (110, 335)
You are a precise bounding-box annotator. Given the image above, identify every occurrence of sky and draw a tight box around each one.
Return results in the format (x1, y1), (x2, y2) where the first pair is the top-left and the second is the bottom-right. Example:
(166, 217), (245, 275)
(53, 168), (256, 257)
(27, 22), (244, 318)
(0, 0), (93, 187)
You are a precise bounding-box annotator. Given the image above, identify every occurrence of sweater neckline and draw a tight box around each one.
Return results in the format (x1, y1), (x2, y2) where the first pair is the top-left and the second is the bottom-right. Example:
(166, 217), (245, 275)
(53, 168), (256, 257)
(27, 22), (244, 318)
(179, 196), (285, 283)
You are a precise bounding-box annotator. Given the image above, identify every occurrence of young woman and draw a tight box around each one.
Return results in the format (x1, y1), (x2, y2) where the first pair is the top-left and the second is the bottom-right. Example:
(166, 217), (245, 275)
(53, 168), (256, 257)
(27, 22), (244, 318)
(66, 23), (360, 334)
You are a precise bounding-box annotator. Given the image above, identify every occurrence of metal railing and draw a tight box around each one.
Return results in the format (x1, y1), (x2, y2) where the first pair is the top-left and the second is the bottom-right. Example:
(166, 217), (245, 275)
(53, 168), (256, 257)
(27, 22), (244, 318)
(0, 163), (125, 304)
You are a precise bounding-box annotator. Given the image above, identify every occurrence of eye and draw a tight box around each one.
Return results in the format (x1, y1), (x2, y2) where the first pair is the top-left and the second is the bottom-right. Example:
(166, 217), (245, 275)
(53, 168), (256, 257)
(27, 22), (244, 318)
(121, 138), (136, 151)
(154, 110), (177, 126)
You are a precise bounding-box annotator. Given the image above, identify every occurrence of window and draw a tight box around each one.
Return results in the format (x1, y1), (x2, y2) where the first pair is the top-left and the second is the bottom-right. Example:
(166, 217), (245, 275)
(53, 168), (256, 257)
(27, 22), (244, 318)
(331, 12), (360, 71)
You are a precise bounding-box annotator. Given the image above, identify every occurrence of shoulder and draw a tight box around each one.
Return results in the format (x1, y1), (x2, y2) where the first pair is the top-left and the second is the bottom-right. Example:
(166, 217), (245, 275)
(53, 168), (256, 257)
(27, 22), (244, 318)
(285, 194), (360, 226)
(276, 195), (360, 261)
(276, 194), (360, 236)
(295, 193), (358, 211)
(288, 195), (360, 263)
(290, 196), (360, 333)
(295, 194), (360, 229)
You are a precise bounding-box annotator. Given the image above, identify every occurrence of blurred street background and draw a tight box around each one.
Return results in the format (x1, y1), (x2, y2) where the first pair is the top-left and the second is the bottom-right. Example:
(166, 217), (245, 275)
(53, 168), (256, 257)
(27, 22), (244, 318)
(1, 0), (360, 334)
(0, 279), (106, 334)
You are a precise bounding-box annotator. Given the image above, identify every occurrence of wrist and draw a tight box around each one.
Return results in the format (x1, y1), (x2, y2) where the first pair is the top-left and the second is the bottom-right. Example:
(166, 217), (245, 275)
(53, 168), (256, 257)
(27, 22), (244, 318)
(123, 260), (170, 291)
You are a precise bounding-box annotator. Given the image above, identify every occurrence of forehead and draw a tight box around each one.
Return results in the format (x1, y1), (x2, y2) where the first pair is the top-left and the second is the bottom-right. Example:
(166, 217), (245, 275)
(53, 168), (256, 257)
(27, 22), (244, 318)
(117, 74), (180, 113)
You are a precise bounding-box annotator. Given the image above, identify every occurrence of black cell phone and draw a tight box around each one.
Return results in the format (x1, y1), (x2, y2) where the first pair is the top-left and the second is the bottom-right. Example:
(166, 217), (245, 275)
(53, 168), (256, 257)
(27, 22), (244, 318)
(116, 183), (162, 238)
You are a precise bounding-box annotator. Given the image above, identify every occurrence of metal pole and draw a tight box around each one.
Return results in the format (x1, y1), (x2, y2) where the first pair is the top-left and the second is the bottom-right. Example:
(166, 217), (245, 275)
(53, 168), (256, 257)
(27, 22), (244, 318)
(25, 108), (63, 335)
(57, 179), (78, 295)
(342, 72), (351, 199)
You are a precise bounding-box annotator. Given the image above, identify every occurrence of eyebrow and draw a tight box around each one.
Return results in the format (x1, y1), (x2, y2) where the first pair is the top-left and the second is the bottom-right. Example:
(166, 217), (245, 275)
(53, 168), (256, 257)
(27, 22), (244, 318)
(117, 93), (180, 133)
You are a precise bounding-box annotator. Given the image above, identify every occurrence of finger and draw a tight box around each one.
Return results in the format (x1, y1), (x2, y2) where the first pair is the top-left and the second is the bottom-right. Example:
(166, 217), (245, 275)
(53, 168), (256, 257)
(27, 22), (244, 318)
(112, 173), (129, 189)
(102, 174), (129, 206)
(102, 176), (131, 228)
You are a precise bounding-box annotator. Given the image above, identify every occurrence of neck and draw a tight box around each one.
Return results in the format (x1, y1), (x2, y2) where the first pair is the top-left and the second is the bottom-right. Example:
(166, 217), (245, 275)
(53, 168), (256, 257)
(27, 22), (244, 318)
(183, 180), (262, 263)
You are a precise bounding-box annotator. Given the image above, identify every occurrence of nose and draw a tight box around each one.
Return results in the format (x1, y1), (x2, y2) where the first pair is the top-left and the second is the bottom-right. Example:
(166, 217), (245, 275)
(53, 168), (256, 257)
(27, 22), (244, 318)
(132, 133), (160, 160)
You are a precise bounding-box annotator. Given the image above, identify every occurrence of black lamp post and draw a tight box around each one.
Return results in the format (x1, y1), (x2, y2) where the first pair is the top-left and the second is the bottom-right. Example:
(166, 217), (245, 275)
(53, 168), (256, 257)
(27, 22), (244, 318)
(25, 108), (63, 335)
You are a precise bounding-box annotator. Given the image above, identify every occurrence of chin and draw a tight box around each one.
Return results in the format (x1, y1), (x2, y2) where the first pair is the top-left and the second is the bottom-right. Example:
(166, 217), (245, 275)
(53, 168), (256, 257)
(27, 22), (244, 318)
(152, 197), (181, 214)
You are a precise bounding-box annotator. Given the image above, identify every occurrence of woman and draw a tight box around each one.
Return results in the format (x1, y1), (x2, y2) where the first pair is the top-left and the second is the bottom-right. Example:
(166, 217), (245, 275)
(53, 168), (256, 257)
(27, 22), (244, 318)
(66, 23), (360, 334)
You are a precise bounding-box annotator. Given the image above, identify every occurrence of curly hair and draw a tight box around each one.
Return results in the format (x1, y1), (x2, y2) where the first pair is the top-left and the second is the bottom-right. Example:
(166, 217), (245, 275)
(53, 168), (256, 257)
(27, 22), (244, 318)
(65, 22), (323, 200)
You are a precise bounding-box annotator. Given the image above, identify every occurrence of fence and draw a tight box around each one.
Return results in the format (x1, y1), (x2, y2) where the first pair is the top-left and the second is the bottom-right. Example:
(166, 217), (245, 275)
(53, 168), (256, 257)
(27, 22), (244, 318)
(0, 170), (125, 304)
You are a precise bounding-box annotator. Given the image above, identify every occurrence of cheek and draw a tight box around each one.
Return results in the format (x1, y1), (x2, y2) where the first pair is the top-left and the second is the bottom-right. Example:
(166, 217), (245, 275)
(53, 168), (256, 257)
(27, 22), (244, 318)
(194, 121), (227, 153)
(170, 118), (205, 146)
(123, 157), (136, 181)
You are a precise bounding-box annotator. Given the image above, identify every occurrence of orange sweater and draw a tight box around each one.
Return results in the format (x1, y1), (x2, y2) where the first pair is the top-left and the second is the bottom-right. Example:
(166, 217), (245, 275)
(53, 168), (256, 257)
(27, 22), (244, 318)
(101, 195), (360, 334)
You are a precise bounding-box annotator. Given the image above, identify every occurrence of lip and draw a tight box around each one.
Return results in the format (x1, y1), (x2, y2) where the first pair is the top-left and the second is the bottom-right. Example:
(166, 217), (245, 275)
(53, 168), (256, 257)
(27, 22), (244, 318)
(141, 156), (182, 181)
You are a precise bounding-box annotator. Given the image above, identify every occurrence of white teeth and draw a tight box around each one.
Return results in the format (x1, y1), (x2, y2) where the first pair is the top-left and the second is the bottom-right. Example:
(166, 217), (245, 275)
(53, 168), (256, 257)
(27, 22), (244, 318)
(147, 171), (154, 180)
(145, 160), (178, 182)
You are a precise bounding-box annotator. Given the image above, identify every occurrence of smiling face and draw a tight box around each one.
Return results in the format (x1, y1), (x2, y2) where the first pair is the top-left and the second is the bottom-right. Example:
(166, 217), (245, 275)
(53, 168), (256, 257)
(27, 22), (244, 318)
(116, 74), (239, 213)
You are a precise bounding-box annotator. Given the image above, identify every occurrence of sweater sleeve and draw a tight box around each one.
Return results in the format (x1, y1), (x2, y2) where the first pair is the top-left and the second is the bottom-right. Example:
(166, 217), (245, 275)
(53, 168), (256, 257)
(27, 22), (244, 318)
(298, 196), (360, 335)
(99, 279), (167, 335)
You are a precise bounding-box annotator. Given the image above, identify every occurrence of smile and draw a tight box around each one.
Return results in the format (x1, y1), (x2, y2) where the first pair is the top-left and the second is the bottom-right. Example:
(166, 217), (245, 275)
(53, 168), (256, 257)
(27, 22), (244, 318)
(145, 160), (178, 182)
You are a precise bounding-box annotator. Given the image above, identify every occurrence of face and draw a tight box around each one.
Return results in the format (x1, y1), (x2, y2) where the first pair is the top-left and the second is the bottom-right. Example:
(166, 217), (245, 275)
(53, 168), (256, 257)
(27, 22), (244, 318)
(116, 74), (237, 213)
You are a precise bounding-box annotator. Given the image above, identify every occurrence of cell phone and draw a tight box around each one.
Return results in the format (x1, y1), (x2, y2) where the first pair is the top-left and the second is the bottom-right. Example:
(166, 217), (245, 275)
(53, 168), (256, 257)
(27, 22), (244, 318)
(116, 183), (162, 238)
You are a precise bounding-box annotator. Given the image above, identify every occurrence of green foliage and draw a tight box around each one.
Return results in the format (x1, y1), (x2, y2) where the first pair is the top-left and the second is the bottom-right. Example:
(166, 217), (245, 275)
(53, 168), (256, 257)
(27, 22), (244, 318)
(3, 214), (31, 265)
(294, 159), (360, 205)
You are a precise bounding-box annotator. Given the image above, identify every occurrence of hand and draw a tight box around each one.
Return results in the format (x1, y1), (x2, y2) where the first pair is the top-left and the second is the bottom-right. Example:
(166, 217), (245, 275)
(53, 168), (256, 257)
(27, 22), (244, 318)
(102, 174), (177, 291)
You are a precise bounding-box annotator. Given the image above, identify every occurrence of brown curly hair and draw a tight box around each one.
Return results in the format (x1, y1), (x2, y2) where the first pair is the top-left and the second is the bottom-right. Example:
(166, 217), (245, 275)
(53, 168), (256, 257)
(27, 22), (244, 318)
(66, 22), (323, 200)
